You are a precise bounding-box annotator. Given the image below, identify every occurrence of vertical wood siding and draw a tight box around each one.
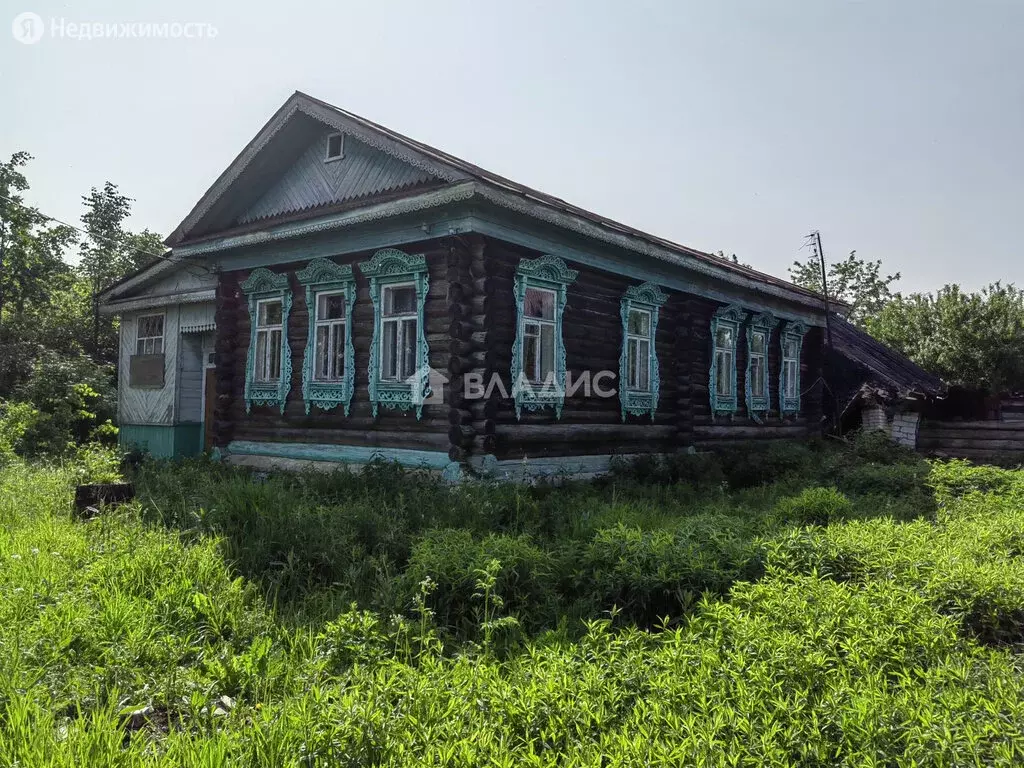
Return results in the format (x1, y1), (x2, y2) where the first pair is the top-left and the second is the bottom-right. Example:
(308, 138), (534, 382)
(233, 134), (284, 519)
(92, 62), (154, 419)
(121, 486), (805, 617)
(238, 133), (435, 226)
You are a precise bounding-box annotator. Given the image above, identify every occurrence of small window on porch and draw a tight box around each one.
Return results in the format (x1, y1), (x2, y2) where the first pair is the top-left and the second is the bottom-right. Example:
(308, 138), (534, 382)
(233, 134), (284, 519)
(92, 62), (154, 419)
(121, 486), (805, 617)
(136, 314), (164, 355)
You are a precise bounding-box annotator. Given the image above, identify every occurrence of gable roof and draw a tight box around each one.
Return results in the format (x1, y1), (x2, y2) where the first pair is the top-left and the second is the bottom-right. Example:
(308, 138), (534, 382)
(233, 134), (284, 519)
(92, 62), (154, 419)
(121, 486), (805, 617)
(164, 91), (833, 311)
(828, 313), (945, 415)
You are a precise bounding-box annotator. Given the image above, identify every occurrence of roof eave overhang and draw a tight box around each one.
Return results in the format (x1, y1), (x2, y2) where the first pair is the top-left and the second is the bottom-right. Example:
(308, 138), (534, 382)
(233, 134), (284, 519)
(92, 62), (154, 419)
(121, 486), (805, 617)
(173, 180), (829, 315)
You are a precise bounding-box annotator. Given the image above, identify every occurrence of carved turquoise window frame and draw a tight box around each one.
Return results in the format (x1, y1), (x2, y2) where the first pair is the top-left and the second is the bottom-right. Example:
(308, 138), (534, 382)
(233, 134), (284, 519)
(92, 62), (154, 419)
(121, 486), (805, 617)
(745, 311), (778, 417)
(709, 304), (746, 415)
(359, 248), (430, 419)
(511, 254), (579, 420)
(779, 320), (808, 414)
(241, 267), (293, 415)
(297, 258), (356, 416)
(619, 282), (668, 421)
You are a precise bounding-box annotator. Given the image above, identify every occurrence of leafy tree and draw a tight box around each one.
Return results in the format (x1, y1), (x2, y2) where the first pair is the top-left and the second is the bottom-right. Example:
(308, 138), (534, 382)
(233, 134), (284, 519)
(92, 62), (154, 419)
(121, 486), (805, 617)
(790, 250), (900, 326)
(866, 283), (1024, 392)
(0, 152), (77, 327)
(77, 181), (165, 361)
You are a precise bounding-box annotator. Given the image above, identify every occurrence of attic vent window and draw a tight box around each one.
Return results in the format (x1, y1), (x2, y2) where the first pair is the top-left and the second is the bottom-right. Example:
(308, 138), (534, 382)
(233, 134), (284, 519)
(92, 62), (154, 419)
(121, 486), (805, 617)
(325, 132), (344, 162)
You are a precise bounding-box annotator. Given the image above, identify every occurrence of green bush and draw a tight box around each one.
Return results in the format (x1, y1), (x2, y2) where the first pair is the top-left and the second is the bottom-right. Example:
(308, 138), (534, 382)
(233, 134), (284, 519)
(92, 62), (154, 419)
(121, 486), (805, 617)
(772, 486), (853, 527)
(576, 516), (760, 627)
(402, 529), (557, 636)
(0, 400), (36, 466)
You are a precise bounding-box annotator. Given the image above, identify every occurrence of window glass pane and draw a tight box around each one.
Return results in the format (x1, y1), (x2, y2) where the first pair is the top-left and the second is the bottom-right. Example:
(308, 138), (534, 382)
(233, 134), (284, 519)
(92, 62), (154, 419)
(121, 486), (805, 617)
(268, 330), (281, 380)
(638, 339), (650, 391)
(716, 326), (733, 349)
(716, 351), (732, 396)
(524, 288), (555, 320)
(540, 323), (555, 382)
(382, 320), (398, 379)
(784, 338), (798, 359)
(259, 300), (282, 327)
(316, 326), (330, 379)
(154, 338), (163, 355)
(626, 338), (638, 388)
(786, 361), (798, 397)
(751, 331), (766, 355)
(255, 332), (267, 381)
(318, 293), (345, 321)
(332, 325), (345, 379)
(400, 318), (418, 378)
(628, 309), (650, 337)
(384, 286), (416, 316)
(752, 356), (765, 397)
(524, 333), (539, 382)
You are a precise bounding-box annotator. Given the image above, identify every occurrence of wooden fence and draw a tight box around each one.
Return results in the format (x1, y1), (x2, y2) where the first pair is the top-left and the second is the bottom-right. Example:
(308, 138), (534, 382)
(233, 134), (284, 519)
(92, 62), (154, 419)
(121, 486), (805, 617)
(918, 419), (1024, 464)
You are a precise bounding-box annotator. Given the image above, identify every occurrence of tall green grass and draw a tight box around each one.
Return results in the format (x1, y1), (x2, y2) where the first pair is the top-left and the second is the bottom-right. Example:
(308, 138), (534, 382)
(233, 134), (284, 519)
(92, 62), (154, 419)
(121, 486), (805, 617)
(1, 443), (1023, 764)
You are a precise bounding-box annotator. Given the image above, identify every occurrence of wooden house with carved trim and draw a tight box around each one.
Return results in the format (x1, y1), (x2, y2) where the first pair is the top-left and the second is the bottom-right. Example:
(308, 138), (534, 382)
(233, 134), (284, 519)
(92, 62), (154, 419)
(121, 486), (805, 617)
(100, 91), (832, 480)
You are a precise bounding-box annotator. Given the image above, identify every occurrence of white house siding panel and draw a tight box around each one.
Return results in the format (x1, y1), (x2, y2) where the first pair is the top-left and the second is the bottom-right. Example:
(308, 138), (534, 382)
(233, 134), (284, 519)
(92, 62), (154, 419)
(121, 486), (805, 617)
(119, 306), (180, 425)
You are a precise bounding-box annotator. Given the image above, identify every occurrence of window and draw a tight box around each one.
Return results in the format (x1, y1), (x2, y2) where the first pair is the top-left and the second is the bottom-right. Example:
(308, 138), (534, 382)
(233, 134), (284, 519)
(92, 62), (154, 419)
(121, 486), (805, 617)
(619, 282), (668, 421)
(136, 314), (164, 355)
(380, 284), (418, 382)
(745, 312), (777, 415)
(325, 132), (344, 161)
(360, 248), (430, 419)
(297, 258), (356, 415)
(254, 299), (283, 383)
(314, 292), (346, 381)
(511, 255), (578, 420)
(241, 267), (293, 414)
(522, 287), (556, 384)
(710, 304), (746, 413)
(779, 322), (808, 413)
(749, 331), (767, 398)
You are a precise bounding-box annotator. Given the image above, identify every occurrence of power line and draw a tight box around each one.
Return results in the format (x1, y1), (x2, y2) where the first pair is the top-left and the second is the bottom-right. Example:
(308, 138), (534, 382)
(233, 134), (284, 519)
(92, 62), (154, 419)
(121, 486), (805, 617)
(0, 192), (208, 277)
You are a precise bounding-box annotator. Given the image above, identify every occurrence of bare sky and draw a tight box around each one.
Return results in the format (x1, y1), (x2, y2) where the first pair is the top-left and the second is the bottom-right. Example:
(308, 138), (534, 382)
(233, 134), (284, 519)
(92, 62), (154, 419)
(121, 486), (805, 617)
(3, 0), (1021, 293)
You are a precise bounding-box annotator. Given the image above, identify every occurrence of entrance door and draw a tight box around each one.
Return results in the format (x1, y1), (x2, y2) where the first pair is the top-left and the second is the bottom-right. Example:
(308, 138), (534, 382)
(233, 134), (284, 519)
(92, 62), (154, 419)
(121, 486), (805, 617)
(203, 368), (216, 451)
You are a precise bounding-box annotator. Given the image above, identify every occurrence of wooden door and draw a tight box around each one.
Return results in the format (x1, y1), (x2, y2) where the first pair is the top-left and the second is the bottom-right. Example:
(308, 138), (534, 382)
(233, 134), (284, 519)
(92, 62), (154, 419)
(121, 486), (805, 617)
(203, 368), (216, 451)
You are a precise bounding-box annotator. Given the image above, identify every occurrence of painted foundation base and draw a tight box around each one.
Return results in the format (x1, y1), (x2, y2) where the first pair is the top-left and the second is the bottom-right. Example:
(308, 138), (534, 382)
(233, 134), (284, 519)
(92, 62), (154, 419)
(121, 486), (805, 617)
(224, 440), (659, 482)
(120, 423), (203, 459)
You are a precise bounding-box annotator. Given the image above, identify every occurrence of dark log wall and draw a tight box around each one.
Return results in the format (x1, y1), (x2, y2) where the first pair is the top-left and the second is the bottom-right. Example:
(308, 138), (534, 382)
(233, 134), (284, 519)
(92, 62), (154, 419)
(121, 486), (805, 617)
(479, 239), (681, 460)
(213, 239), (454, 453)
(213, 233), (824, 461)
(686, 294), (823, 446)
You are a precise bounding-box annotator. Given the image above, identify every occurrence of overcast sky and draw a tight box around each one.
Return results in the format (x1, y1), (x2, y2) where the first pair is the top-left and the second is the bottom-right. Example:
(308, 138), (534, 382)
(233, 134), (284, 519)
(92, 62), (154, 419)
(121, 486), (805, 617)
(2, 0), (1021, 293)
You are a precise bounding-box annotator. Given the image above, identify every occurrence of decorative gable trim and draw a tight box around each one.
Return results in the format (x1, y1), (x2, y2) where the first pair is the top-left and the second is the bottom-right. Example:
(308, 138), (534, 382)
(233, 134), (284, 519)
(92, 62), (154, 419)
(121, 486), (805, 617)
(167, 93), (466, 246)
(619, 282), (668, 422)
(241, 268), (293, 414)
(511, 255), (579, 420)
(297, 259), (356, 416)
(359, 249), (431, 419)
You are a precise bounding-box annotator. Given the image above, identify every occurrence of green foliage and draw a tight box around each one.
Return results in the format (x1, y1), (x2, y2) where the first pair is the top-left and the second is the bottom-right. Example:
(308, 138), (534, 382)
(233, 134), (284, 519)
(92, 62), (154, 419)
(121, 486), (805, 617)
(403, 529), (555, 637)
(0, 400), (36, 466)
(867, 282), (1024, 392)
(5, 457), (1024, 765)
(13, 349), (116, 456)
(790, 249), (900, 326)
(772, 486), (852, 526)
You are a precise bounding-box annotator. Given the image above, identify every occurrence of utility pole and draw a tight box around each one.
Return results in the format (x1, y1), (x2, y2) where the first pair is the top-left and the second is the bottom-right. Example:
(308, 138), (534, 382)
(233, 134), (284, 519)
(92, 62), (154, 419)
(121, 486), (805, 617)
(813, 231), (834, 351)
(809, 230), (840, 432)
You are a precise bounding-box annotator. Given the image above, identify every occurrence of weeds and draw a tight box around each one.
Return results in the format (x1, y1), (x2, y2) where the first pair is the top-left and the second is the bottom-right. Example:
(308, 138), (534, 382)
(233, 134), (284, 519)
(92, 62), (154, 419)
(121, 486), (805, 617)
(2, 442), (1024, 764)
